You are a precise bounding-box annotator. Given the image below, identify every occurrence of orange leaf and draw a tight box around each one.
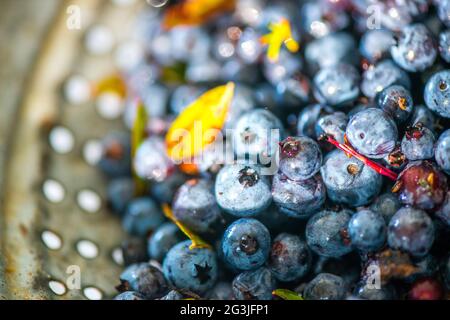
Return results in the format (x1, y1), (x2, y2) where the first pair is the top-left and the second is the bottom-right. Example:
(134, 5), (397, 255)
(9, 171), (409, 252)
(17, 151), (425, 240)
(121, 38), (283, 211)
(166, 82), (235, 162)
(162, 0), (236, 29)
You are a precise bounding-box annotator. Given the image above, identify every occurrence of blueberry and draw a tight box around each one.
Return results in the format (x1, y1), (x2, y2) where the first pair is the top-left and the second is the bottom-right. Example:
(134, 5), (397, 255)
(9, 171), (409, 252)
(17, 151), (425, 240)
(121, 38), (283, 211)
(300, 2), (349, 38)
(215, 164), (272, 217)
(436, 191), (450, 227)
(169, 85), (204, 115)
(346, 108), (398, 159)
(107, 178), (135, 216)
(409, 104), (436, 131)
(207, 282), (234, 300)
(268, 233), (311, 282)
(435, 129), (450, 174)
(236, 28), (263, 64)
(272, 172), (326, 219)
(226, 85), (256, 129)
(305, 32), (357, 72)
(275, 72), (311, 107)
(263, 50), (302, 85)
(221, 218), (271, 271)
(387, 207), (435, 257)
(437, 0), (450, 27)
(353, 282), (396, 300)
(320, 150), (382, 207)
(348, 209), (387, 252)
(315, 112), (348, 144)
(133, 136), (174, 182)
(98, 132), (131, 178)
(376, 85), (414, 124)
(443, 254), (450, 290)
(306, 209), (353, 258)
(359, 29), (394, 63)
(439, 30), (450, 63)
(121, 237), (148, 266)
(232, 109), (284, 162)
(122, 198), (164, 237)
(279, 136), (322, 180)
(148, 223), (184, 261)
(150, 170), (186, 204)
(391, 24), (436, 72)
(170, 26), (211, 63)
(424, 69), (450, 118)
(303, 273), (347, 300)
(118, 263), (167, 299)
(232, 267), (277, 300)
(163, 240), (218, 294)
(370, 193), (401, 223)
(159, 290), (184, 300)
(297, 104), (329, 139)
(401, 123), (436, 161)
(313, 63), (360, 107)
(395, 161), (448, 210)
(114, 291), (145, 300)
(361, 60), (410, 99)
(172, 179), (221, 233)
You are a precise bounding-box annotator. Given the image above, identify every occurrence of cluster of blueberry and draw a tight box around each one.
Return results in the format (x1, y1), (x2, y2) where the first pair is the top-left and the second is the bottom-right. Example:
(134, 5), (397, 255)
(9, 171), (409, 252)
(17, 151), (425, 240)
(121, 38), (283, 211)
(97, 0), (450, 300)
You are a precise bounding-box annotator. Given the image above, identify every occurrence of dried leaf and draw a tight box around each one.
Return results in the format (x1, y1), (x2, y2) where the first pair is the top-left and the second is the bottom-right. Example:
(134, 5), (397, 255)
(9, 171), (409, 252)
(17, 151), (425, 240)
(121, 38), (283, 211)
(166, 82), (235, 162)
(272, 289), (304, 300)
(163, 0), (236, 30)
(162, 204), (212, 250)
(260, 18), (300, 62)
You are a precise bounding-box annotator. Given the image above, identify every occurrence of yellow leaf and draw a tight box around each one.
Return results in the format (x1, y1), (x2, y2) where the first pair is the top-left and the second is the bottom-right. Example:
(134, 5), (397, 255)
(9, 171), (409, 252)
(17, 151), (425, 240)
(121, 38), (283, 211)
(166, 82), (235, 162)
(131, 101), (148, 196)
(93, 74), (127, 98)
(272, 289), (304, 300)
(260, 18), (300, 62)
(162, 204), (212, 250)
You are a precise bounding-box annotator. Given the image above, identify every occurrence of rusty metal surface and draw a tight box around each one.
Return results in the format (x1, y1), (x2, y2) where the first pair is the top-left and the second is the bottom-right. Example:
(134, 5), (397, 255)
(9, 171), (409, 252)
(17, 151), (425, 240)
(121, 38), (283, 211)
(0, 0), (143, 299)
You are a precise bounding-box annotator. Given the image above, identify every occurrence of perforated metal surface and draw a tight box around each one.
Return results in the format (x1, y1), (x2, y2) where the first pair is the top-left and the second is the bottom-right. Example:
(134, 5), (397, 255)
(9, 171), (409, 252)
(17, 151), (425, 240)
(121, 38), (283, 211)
(1, 0), (145, 299)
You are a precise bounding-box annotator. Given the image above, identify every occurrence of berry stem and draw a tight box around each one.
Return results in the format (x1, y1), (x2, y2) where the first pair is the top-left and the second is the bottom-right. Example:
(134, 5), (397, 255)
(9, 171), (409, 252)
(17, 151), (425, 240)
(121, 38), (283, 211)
(320, 134), (398, 181)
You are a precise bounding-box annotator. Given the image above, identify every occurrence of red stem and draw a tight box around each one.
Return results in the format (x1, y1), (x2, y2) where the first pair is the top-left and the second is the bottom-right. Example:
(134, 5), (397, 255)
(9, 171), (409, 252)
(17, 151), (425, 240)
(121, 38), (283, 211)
(323, 135), (398, 181)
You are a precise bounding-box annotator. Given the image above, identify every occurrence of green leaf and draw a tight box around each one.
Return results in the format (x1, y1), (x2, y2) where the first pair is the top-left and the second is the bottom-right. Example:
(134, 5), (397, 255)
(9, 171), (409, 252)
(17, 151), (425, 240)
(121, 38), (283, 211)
(272, 289), (304, 300)
(131, 101), (148, 196)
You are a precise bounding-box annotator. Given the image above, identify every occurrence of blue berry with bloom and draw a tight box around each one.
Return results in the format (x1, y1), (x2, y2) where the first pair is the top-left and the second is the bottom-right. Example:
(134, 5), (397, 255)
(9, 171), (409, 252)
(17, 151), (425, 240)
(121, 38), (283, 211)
(122, 198), (164, 237)
(268, 233), (311, 282)
(215, 164), (272, 217)
(306, 209), (353, 258)
(348, 209), (386, 252)
(424, 70), (450, 118)
(320, 150), (382, 207)
(232, 267), (277, 300)
(118, 263), (167, 299)
(435, 129), (450, 174)
(163, 240), (218, 294)
(222, 218), (271, 271)
(303, 273), (347, 300)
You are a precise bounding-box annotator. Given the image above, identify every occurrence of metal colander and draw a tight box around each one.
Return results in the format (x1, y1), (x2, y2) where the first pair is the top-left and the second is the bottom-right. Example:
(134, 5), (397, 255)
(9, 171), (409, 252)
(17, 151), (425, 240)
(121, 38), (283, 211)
(0, 0), (149, 300)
